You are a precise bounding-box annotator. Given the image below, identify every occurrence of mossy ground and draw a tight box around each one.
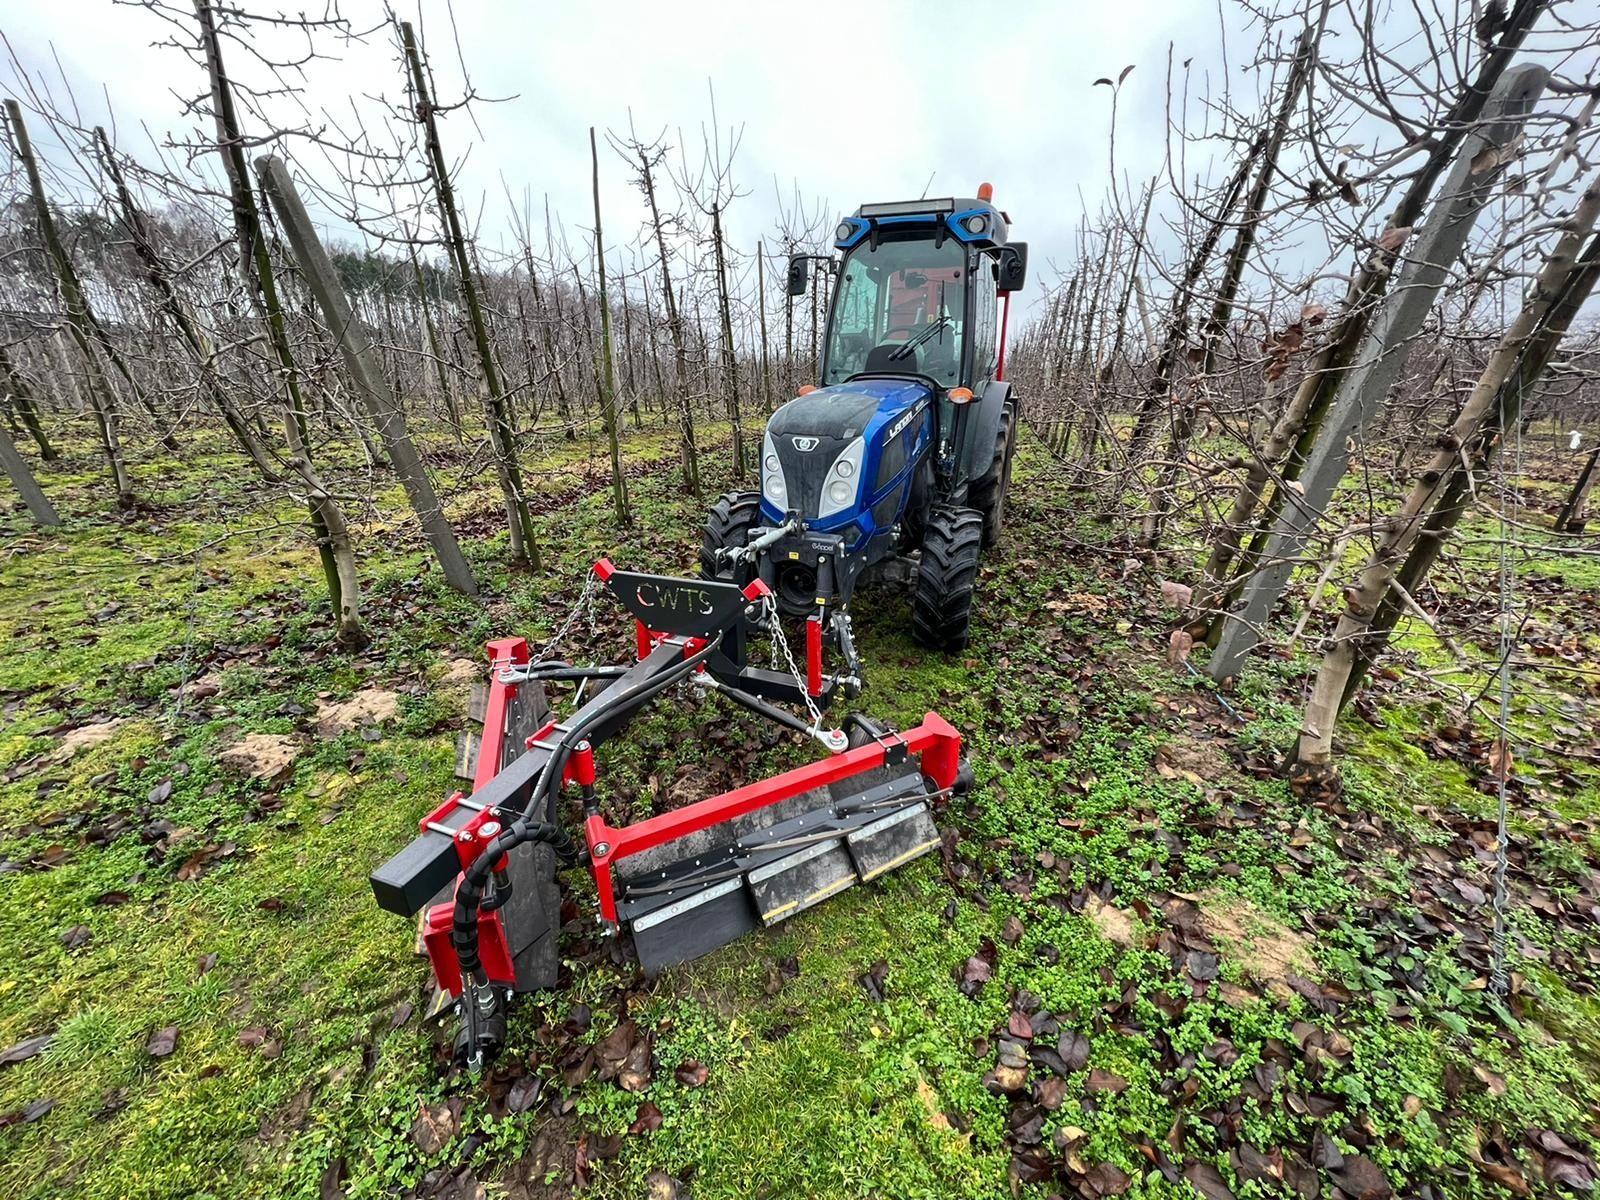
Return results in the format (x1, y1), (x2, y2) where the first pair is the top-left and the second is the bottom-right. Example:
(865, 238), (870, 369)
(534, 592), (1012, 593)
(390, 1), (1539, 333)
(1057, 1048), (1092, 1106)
(1, 418), (1596, 1199)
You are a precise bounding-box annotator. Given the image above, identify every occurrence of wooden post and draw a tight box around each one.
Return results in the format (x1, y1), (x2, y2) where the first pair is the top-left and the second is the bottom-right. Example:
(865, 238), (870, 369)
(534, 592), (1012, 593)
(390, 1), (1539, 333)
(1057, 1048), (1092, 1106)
(1341, 230), (1600, 708)
(1209, 63), (1549, 681)
(0, 419), (60, 525)
(1296, 161), (1600, 769)
(1201, 8), (1549, 639)
(1556, 444), (1597, 533)
(256, 154), (481, 596)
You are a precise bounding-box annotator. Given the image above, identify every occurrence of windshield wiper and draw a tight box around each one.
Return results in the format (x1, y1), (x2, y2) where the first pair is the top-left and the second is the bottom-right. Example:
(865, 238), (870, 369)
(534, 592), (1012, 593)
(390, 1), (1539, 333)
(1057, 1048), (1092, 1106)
(889, 315), (951, 362)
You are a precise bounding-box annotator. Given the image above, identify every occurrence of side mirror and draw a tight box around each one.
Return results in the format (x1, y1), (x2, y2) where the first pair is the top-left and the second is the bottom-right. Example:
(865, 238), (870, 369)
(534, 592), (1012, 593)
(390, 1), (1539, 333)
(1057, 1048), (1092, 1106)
(997, 242), (1028, 293)
(786, 255), (809, 297)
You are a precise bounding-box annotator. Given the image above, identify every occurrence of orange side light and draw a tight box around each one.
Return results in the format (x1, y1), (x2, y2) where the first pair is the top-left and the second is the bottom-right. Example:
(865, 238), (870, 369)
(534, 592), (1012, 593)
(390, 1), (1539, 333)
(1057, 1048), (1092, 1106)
(976, 182), (994, 202)
(798, 385), (818, 396)
(948, 387), (975, 404)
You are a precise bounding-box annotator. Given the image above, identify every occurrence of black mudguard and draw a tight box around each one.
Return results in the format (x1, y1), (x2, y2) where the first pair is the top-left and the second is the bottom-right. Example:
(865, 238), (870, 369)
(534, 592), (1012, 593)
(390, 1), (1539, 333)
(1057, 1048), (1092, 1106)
(962, 380), (1014, 485)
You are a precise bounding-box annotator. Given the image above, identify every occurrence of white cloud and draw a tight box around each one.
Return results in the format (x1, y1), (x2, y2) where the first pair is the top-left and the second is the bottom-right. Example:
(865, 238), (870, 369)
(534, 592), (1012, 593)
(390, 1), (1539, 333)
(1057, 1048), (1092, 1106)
(4, 0), (1243, 315)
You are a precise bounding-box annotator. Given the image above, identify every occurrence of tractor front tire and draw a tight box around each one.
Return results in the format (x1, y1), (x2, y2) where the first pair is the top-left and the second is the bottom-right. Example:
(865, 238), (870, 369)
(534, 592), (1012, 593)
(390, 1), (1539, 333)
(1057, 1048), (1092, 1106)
(701, 490), (762, 582)
(912, 506), (984, 652)
(969, 403), (1016, 549)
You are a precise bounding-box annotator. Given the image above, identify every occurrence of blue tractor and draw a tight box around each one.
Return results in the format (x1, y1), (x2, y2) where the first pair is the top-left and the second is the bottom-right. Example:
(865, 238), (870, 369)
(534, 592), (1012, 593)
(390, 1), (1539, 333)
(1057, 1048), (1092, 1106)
(702, 184), (1027, 674)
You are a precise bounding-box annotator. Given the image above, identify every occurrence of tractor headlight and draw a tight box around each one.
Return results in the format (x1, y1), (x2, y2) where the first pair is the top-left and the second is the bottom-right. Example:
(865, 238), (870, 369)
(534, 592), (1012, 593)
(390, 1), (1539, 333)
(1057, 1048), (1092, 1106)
(762, 431), (788, 511)
(963, 213), (988, 235)
(816, 436), (866, 520)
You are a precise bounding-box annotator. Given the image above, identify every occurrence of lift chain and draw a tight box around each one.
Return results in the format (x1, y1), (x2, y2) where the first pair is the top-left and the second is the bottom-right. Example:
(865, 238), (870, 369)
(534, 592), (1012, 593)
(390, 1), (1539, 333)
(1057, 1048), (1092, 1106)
(496, 570), (601, 684)
(762, 595), (826, 734)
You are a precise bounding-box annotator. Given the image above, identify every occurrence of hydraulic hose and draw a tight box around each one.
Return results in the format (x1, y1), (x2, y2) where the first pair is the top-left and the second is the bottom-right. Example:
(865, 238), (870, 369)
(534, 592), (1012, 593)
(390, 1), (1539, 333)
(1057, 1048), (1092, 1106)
(452, 634), (724, 981)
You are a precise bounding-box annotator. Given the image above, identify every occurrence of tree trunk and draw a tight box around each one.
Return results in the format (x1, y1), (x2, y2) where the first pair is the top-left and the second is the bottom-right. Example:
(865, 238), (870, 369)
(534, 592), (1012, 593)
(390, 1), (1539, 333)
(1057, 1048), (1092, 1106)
(590, 128), (630, 526)
(1333, 232), (1600, 708)
(642, 275), (670, 419)
(1297, 163), (1600, 768)
(711, 202), (745, 477)
(6, 100), (133, 504)
(756, 239), (773, 415)
(195, 0), (365, 646)
(401, 20), (539, 568)
(638, 150), (700, 495)
(525, 258), (573, 439)
(412, 250), (464, 438)
(619, 281), (640, 427)
(1126, 143), (1260, 458)
(1202, 4), (1549, 633)
(1142, 27), (1314, 549)
(94, 126), (280, 479)
(783, 258), (795, 402)
(1101, 182), (1155, 387)
(0, 345), (57, 461)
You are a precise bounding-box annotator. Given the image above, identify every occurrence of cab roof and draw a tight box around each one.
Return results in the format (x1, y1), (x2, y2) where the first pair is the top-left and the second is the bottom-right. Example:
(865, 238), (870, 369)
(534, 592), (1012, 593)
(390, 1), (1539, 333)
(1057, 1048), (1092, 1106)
(835, 197), (1011, 252)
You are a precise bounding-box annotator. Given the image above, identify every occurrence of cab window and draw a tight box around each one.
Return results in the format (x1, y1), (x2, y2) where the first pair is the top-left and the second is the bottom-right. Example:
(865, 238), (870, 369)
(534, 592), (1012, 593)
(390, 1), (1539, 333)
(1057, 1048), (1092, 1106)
(823, 236), (965, 385)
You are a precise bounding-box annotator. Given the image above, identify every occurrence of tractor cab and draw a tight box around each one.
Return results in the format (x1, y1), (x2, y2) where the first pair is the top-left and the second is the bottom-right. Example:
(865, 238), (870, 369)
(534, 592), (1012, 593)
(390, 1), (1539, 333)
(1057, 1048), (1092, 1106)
(783, 189), (1028, 503)
(703, 184), (1025, 662)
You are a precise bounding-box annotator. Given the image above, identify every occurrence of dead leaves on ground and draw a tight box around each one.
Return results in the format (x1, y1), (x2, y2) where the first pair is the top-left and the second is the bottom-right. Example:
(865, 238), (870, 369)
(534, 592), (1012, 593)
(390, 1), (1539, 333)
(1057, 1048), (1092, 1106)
(1, 1033), (53, 1066)
(952, 873), (1455, 1199)
(145, 1025), (179, 1059)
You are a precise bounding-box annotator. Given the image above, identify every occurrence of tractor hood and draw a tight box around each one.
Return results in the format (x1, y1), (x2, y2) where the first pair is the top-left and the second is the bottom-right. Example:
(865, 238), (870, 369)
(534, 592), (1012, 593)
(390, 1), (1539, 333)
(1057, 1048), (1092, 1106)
(762, 378), (932, 523)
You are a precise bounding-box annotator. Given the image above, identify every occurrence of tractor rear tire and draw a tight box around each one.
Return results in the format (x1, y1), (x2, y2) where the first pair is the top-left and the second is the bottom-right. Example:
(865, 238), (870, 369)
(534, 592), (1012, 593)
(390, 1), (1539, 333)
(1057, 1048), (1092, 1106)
(701, 490), (762, 582)
(969, 403), (1015, 549)
(912, 506), (984, 652)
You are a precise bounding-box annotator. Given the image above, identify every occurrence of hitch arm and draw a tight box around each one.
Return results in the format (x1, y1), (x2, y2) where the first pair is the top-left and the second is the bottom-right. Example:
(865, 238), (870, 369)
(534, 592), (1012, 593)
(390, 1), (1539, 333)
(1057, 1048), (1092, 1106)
(722, 516), (801, 567)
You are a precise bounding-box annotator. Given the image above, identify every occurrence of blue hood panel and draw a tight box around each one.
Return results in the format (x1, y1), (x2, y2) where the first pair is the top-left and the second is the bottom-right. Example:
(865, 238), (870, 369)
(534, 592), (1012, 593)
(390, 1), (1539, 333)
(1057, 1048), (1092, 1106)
(761, 378), (935, 545)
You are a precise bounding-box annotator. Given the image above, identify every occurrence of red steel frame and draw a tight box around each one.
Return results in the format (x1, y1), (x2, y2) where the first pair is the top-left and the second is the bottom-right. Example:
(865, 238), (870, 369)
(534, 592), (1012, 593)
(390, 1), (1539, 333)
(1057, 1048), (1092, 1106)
(996, 291), (1012, 381)
(424, 562), (965, 989)
(584, 711), (960, 923)
(422, 635), (545, 996)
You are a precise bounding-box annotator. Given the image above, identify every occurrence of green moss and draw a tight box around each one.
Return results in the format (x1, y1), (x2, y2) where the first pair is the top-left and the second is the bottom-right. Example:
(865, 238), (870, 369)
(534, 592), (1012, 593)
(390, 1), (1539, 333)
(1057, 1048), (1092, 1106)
(2, 424), (1596, 1200)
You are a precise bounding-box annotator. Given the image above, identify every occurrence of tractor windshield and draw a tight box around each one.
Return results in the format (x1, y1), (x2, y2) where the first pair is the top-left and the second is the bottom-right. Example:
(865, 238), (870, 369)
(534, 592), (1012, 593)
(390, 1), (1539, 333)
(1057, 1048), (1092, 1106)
(823, 237), (965, 387)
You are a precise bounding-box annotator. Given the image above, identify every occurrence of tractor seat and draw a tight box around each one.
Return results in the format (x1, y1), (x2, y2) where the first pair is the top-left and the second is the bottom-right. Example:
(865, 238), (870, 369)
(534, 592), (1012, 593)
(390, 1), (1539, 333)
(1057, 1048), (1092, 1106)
(865, 343), (916, 374)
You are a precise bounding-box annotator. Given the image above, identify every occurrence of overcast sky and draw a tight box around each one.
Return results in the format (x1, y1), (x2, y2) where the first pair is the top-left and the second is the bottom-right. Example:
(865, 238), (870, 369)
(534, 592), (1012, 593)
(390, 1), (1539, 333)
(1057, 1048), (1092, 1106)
(2, 0), (1276, 315)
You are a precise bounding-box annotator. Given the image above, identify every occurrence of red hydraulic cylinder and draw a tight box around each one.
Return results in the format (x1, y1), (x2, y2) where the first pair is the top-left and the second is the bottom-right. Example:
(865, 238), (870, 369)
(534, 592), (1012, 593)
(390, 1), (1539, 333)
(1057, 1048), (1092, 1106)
(805, 615), (823, 697)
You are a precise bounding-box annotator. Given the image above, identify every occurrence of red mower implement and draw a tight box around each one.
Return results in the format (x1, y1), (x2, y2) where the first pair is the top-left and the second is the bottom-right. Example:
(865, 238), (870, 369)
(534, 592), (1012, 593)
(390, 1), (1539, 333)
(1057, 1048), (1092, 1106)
(371, 560), (971, 1069)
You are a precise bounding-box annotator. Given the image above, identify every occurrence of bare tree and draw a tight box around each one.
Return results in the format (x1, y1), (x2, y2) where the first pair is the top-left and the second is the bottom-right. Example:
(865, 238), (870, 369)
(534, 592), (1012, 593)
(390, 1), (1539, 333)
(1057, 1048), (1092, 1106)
(5, 99), (134, 504)
(400, 20), (539, 568)
(614, 117), (700, 496)
(590, 127), (629, 526)
(256, 153), (480, 595)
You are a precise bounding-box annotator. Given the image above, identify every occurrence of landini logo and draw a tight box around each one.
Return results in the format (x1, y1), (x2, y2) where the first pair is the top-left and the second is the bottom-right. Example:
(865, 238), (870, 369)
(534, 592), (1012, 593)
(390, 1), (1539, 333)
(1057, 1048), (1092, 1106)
(791, 436), (820, 451)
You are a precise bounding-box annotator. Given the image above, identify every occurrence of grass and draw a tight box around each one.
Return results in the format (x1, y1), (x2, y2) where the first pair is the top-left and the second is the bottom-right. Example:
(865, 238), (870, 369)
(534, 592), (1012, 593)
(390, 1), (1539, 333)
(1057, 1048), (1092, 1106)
(2, 417), (1597, 1199)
